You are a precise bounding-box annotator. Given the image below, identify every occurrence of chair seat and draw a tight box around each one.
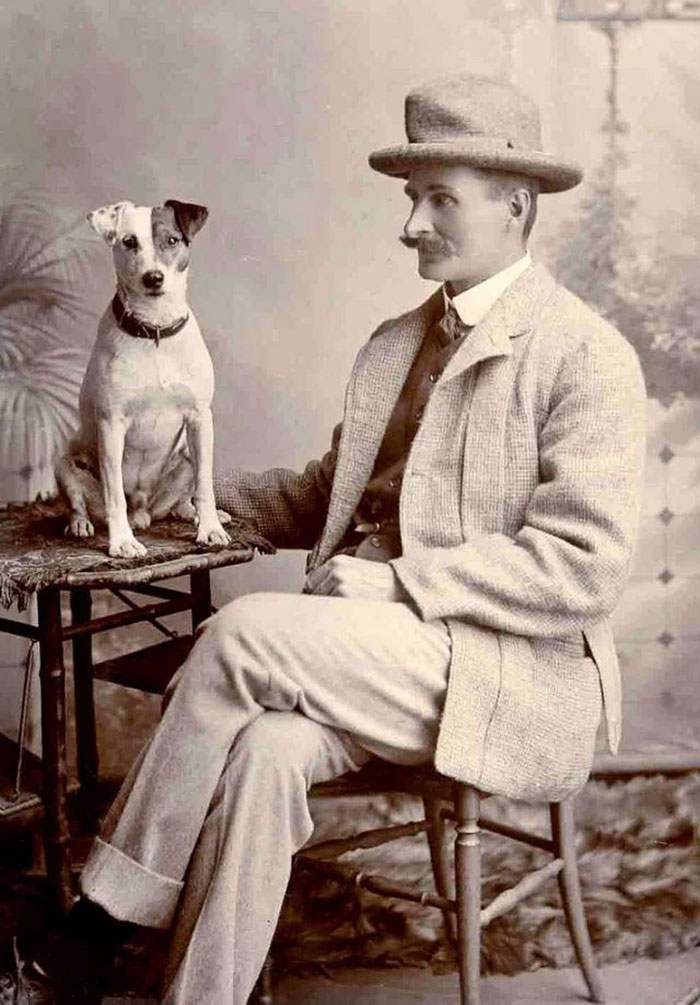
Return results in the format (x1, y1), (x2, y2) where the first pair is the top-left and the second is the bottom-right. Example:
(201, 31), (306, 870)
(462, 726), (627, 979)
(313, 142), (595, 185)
(309, 760), (464, 800)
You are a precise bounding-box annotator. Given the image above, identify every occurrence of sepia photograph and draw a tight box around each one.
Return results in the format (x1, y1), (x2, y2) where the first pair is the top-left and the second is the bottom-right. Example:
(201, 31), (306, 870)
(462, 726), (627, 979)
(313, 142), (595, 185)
(0, 1), (699, 1002)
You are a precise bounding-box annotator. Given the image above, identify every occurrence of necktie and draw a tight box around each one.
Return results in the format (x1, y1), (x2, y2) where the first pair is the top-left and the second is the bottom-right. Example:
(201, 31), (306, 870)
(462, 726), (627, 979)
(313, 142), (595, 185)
(439, 303), (468, 341)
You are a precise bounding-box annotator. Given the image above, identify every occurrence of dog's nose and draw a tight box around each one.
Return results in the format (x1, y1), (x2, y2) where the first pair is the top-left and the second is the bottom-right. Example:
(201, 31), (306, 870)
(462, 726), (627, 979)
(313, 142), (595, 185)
(142, 270), (165, 289)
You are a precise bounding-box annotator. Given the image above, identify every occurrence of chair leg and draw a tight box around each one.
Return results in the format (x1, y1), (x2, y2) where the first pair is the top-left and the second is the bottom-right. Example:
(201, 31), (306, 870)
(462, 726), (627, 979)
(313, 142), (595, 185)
(454, 783), (481, 1005)
(423, 793), (458, 944)
(550, 801), (605, 1004)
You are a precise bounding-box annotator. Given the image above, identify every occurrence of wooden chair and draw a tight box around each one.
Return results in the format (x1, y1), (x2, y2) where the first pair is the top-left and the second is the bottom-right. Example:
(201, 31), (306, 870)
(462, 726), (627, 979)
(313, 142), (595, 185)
(254, 760), (605, 1005)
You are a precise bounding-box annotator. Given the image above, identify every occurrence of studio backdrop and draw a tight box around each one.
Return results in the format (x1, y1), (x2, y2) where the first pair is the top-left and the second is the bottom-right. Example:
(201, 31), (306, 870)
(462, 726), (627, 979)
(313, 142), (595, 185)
(0, 0), (698, 762)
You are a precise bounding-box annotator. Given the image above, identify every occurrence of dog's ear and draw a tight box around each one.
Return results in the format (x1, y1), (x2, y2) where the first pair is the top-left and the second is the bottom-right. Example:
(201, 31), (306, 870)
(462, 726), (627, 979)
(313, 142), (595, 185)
(86, 201), (133, 245)
(164, 200), (209, 243)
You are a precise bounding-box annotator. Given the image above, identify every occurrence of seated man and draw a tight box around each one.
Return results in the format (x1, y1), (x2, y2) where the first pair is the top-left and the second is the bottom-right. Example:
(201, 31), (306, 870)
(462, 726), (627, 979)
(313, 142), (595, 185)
(37, 74), (646, 1003)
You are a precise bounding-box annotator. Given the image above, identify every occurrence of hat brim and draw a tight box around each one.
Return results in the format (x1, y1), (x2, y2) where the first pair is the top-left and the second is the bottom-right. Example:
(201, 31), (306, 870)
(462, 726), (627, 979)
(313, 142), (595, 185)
(368, 140), (583, 193)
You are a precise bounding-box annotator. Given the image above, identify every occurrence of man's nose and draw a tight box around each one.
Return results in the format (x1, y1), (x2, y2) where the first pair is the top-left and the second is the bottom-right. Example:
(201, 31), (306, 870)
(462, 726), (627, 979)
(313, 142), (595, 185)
(142, 270), (165, 289)
(403, 199), (433, 239)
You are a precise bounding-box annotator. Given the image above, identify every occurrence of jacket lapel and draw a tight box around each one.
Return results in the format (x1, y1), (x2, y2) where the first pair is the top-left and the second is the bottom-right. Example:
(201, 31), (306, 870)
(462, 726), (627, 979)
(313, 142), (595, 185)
(440, 263), (556, 384)
(449, 264), (558, 534)
(315, 293), (438, 564)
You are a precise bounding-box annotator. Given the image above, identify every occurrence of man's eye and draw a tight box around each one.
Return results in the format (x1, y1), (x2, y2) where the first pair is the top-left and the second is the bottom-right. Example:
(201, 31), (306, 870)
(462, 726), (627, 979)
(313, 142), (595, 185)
(432, 194), (455, 208)
(122, 235), (138, 250)
(167, 236), (180, 246)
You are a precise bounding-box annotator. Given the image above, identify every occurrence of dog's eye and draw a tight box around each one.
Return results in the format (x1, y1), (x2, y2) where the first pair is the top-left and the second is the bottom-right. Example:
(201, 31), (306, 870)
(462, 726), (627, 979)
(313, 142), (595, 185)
(122, 235), (139, 250)
(167, 236), (180, 246)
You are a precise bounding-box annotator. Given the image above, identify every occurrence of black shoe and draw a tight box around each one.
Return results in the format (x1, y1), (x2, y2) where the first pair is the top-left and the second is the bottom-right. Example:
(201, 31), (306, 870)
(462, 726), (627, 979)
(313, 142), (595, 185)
(24, 898), (132, 1003)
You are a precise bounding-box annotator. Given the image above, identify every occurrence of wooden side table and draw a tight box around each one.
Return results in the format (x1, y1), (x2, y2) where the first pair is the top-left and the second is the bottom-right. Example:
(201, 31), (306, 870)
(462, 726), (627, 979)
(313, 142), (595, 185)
(0, 505), (267, 913)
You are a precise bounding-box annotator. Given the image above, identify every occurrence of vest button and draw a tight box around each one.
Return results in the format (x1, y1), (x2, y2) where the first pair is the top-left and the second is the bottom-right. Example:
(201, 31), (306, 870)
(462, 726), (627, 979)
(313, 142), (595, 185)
(370, 535), (381, 547)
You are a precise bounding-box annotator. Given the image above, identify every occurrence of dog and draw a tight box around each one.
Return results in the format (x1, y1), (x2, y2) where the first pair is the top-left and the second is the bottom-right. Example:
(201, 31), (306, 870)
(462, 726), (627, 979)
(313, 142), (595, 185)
(56, 199), (231, 558)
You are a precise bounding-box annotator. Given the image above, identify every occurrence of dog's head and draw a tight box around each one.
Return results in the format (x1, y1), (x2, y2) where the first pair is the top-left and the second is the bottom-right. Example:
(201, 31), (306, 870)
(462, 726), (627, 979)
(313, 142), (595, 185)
(87, 199), (208, 304)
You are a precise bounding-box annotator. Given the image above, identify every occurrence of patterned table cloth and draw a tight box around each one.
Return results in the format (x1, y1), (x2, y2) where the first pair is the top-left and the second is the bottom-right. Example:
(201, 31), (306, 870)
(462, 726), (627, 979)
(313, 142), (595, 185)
(0, 500), (273, 610)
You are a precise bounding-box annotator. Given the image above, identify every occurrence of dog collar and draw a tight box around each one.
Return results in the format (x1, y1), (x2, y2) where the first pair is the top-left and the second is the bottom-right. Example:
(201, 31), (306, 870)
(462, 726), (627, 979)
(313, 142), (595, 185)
(111, 293), (189, 347)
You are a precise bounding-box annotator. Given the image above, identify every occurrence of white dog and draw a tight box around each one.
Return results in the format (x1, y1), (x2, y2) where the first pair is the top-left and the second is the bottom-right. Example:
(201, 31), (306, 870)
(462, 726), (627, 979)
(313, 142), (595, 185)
(56, 199), (231, 558)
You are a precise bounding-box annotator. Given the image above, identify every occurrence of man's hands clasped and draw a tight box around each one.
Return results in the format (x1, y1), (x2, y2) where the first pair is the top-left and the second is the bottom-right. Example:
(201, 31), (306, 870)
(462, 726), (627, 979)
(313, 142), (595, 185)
(303, 554), (408, 603)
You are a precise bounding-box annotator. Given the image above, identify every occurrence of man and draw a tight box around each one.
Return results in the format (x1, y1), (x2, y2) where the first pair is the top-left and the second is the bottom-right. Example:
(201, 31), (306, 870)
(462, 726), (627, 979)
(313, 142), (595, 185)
(38, 75), (646, 1003)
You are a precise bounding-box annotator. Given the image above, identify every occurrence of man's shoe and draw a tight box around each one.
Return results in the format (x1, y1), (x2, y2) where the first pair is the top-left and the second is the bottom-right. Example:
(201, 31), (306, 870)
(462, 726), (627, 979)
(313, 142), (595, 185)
(23, 898), (132, 1003)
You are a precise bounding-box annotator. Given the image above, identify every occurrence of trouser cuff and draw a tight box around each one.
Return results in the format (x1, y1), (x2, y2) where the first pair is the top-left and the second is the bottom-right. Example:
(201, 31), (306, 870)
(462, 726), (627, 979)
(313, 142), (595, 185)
(80, 837), (183, 930)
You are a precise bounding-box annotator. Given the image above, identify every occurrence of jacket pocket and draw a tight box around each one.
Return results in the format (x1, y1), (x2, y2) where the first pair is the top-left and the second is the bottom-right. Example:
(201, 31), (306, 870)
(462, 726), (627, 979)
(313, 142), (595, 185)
(479, 634), (602, 801)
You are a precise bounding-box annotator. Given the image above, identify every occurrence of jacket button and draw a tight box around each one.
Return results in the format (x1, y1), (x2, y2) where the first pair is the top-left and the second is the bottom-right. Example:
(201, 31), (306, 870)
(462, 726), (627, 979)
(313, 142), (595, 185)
(429, 371), (440, 383)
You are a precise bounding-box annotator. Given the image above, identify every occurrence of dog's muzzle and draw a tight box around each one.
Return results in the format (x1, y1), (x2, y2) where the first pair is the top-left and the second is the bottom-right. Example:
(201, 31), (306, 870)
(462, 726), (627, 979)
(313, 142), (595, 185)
(142, 270), (165, 290)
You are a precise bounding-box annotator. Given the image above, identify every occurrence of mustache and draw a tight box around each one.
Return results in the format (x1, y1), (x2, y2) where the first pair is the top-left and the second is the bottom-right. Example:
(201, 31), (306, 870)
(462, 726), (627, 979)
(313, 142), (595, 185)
(399, 234), (455, 255)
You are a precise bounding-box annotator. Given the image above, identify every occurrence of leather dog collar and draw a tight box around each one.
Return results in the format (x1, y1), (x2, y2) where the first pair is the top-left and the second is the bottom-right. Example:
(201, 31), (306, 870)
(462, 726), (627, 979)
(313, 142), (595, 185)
(111, 293), (189, 347)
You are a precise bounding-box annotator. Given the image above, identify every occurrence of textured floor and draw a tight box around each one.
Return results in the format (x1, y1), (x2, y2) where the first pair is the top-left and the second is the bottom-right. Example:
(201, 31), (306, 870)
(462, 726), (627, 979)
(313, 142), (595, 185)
(101, 948), (700, 1005)
(270, 948), (700, 1004)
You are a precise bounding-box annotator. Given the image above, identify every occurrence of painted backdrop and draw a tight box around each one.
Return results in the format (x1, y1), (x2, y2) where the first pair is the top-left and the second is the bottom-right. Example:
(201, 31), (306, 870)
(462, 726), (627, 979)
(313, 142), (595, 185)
(0, 0), (698, 757)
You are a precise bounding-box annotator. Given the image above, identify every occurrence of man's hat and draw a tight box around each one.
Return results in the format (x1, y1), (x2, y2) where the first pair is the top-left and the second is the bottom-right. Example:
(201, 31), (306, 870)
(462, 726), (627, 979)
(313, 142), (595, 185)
(369, 74), (582, 193)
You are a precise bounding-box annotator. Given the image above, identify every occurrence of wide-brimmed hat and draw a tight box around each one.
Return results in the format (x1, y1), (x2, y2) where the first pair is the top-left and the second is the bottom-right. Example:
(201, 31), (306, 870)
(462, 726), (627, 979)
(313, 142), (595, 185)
(369, 74), (582, 194)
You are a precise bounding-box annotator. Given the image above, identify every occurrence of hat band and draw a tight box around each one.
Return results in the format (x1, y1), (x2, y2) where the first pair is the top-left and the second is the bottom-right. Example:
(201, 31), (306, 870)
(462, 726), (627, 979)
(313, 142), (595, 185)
(406, 131), (539, 153)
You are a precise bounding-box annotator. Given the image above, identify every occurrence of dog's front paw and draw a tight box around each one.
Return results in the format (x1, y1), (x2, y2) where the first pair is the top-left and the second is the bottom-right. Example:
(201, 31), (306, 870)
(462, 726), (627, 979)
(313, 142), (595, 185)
(196, 522), (231, 547)
(216, 509), (232, 525)
(108, 534), (148, 558)
(65, 515), (94, 538)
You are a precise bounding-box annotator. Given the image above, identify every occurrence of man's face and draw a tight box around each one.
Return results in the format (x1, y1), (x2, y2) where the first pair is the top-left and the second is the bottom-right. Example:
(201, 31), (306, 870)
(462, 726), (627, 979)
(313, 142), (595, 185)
(402, 164), (512, 291)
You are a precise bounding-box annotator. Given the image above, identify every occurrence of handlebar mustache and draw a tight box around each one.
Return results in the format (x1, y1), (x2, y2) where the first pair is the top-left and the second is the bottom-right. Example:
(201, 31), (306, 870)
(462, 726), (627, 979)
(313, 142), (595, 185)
(399, 234), (453, 254)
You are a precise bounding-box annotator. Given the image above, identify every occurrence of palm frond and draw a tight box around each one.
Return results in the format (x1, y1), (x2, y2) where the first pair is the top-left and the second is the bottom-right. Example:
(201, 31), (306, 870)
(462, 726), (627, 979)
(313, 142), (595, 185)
(0, 197), (96, 289)
(0, 300), (65, 369)
(0, 192), (107, 500)
(0, 193), (103, 370)
(0, 192), (102, 338)
(0, 346), (87, 501)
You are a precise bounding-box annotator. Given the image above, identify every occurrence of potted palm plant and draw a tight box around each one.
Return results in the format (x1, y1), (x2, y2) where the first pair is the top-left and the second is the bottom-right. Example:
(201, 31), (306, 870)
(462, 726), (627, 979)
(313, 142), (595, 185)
(0, 192), (102, 756)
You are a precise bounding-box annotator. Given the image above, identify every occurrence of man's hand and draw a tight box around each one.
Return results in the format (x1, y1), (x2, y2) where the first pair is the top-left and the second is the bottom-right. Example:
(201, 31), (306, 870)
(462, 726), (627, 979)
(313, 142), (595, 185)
(304, 555), (409, 603)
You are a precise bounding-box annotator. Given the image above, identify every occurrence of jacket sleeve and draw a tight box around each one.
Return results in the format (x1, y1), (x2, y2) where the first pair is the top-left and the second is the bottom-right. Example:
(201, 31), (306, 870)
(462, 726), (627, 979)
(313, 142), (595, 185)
(390, 334), (647, 637)
(213, 423), (341, 549)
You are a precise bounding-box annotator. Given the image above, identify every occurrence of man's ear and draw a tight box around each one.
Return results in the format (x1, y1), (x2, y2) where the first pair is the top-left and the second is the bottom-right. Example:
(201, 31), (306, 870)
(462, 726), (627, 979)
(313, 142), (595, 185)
(86, 201), (133, 244)
(508, 189), (529, 221)
(164, 200), (209, 243)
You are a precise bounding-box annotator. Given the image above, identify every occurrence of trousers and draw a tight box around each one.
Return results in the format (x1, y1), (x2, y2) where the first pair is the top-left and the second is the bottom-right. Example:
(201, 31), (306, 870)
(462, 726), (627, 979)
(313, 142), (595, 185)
(80, 592), (452, 1003)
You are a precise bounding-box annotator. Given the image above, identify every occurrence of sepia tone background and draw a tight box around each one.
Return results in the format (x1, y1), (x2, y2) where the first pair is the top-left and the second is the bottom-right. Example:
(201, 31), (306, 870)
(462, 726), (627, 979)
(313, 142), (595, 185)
(1, 1), (700, 994)
(0, 1), (699, 773)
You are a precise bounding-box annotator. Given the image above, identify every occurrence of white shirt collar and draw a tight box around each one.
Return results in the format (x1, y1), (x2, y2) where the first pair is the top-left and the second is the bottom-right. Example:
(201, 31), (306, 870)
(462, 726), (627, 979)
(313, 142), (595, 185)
(444, 252), (532, 328)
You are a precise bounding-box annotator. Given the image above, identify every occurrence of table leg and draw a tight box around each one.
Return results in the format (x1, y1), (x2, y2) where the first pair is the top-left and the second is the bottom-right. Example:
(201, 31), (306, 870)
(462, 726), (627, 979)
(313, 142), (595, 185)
(37, 587), (74, 914)
(190, 569), (212, 632)
(71, 587), (99, 834)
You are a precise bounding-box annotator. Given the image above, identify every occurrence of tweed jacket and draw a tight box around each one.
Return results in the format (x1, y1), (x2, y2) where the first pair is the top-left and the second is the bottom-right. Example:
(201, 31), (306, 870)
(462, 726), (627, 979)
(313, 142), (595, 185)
(215, 264), (647, 801)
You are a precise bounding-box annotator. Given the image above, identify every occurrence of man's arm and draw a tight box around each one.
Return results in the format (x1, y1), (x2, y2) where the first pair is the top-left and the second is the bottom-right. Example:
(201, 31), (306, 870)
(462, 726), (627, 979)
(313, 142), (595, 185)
(214, 423), (341, 550)
(389, 333), (647, 635)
